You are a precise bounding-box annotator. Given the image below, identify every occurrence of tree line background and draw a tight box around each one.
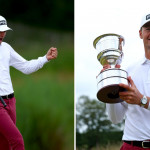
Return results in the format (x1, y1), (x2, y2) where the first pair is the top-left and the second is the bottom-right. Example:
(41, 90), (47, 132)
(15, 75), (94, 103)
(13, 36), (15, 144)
(0, 0), (73, 30)
(76, 96), (124, 150)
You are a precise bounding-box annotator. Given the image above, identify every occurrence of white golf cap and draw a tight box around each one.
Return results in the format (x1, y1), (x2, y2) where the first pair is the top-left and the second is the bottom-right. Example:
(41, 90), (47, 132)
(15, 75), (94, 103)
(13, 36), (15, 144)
(0, 16), (12, 32)
(140, 12), (150, 29)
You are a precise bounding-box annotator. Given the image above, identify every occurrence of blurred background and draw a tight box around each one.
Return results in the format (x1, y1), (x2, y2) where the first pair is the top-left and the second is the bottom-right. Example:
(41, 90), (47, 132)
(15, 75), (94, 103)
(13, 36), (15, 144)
(0, 0), (74, 150)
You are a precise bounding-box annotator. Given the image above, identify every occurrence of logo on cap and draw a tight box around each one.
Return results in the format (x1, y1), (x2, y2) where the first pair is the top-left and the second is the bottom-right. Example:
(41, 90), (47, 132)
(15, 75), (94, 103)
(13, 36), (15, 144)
(146, 14), (150, 20)
(0, 20), (7, 26)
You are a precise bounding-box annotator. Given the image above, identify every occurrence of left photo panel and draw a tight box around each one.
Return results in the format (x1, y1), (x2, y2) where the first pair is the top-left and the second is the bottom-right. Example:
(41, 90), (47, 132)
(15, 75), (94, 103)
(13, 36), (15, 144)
(0, 0), (74, 150)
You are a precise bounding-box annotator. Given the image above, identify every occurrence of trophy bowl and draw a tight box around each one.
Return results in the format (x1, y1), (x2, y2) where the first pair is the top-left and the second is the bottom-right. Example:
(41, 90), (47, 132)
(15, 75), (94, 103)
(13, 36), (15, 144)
(93, 33), (125, 52)
(97, 49), (122, 66)
(93, 33), (128, 103)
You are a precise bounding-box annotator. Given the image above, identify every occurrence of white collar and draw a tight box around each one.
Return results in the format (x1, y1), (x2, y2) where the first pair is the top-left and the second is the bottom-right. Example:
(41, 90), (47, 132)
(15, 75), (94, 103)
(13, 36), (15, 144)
(141, 56), (150, 65)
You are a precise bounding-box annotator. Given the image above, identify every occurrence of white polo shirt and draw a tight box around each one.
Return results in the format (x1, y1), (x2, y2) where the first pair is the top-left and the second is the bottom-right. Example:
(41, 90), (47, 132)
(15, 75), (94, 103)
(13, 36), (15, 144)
(106, 56), (150, 141)
(0, 42), (48, 95)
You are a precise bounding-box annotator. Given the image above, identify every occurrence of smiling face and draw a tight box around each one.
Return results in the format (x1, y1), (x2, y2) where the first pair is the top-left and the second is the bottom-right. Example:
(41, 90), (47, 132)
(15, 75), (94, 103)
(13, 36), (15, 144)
(139, 22), (150, 58)
(0, 31), (6, 44)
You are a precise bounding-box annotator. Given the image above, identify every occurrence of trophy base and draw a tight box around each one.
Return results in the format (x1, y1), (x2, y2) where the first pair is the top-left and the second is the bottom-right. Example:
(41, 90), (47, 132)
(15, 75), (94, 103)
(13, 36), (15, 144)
(96, 68), (128, 103)
(97, 84), (125, 103)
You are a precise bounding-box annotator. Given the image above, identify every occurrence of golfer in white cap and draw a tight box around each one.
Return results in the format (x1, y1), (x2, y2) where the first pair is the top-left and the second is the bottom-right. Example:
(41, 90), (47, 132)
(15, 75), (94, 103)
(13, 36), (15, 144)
(104, 12), (150, 149)
(0, 15), (57, 150)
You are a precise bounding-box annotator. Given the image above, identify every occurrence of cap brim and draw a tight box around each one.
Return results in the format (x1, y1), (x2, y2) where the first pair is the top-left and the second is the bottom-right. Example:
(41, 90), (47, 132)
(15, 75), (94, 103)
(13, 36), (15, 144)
(0, 25), (12, 32)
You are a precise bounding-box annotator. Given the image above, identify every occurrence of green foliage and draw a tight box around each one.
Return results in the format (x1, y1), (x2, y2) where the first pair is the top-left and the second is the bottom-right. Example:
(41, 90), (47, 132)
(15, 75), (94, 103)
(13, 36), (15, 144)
(76, 96), (118, 132)
(76, 131), (123, 150)
(76, 96), (123, 150)
(14, 75), (73, 150)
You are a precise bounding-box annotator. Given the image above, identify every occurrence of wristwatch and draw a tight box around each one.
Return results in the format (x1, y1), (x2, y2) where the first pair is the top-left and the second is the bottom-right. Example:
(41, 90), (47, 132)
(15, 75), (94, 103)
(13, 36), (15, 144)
(141, 95), (148, 107)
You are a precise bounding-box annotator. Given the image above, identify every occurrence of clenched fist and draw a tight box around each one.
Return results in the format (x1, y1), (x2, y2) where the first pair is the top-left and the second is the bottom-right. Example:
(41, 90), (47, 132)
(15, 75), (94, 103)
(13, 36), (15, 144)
(46, 47), (58, 61)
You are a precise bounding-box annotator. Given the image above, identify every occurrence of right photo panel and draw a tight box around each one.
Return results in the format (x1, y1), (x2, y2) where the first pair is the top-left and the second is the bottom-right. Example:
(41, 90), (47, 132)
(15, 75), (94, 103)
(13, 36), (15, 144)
(75, 0), (150, 149)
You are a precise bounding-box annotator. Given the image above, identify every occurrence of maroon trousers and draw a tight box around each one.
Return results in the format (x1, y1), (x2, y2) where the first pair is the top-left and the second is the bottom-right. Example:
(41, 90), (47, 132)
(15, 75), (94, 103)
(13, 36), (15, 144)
(121, 142), (150, 150)
(0, 97), (25, 150)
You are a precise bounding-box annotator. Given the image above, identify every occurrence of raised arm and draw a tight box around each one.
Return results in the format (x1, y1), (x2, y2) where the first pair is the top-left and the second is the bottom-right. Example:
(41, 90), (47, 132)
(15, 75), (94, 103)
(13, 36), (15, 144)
(9, 45), (57, 74)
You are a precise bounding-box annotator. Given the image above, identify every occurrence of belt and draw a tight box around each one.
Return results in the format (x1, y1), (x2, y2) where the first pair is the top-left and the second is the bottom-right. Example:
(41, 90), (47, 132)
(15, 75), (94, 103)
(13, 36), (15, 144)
(124, 140), (150, 148)
(1, 93), (14, 99)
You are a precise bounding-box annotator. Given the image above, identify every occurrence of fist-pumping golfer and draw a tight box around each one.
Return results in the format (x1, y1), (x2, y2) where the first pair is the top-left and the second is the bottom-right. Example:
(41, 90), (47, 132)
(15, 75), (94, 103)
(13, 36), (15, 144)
(0, 16), (58, 150)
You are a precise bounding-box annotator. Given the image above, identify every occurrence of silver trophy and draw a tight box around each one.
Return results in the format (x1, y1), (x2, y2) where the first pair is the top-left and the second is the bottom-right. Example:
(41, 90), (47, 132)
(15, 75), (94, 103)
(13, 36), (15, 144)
(93, 33), (128, 103)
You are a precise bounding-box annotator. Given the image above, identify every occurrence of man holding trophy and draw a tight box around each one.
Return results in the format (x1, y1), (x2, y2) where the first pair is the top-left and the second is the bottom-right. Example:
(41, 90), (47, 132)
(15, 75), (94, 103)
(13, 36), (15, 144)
(94, 12), (150, 149)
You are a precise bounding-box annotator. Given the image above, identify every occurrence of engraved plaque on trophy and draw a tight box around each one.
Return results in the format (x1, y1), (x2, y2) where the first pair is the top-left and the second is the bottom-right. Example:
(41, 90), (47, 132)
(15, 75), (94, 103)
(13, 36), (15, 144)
(93, 33), (128, 103)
